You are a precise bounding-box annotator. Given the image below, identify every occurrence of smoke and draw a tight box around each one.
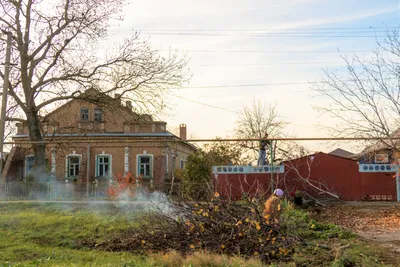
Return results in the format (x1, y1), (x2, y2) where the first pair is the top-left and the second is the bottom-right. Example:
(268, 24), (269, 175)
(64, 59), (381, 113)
(1, 168), (175, 218)
(111, 184), (174, 215)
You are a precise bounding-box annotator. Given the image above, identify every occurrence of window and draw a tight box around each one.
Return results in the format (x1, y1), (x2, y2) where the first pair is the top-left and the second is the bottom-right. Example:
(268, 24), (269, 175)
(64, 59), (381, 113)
(81, 108), (89, 121)
(94, 107), (102, 122)
(67, 156), (80, 177)
(180, 159), (184, 169)
(96, 155), (111, 177)
(25, 155), (35, 177)
(137, 155), (152, 178)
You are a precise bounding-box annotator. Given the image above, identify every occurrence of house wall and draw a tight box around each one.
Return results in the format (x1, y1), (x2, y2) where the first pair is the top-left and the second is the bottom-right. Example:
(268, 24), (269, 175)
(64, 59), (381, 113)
(8, 140), (193, 185)
(9, 94), (195, 184)
(359, 172), (397, 200)
(215, 173), (277, 200)
(281, 153), (362, 201)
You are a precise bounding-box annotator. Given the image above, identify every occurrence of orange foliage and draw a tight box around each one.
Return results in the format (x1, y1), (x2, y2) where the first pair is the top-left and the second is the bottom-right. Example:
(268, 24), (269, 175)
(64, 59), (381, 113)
(107, 172), (143, 198)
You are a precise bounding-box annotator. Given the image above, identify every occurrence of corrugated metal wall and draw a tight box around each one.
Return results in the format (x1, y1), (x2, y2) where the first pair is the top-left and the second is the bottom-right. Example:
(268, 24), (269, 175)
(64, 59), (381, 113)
(215, 153), (397, 201)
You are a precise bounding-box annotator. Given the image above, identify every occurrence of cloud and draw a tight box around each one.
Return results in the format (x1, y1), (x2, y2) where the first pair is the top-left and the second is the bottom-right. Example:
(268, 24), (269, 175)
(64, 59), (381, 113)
(268, 6), (397, 29)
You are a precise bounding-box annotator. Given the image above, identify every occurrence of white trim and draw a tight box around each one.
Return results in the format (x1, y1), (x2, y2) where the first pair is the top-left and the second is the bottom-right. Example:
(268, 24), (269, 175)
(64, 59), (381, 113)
(65, 153), (82, 179)
(124, 147), (129, 173)
(51, 149), (56, 176)
(136, 154), (154, 178)
(24, 154), (35, 178)
(95, 154), (113, 178)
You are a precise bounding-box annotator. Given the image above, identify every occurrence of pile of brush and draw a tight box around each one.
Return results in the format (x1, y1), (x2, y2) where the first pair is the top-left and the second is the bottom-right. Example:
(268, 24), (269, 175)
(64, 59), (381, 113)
(96, 194), (298, 262)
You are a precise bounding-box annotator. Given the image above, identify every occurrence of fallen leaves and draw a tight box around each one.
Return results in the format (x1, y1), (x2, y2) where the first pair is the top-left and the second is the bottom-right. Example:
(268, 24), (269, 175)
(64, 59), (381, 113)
(316, 205), (400, 234)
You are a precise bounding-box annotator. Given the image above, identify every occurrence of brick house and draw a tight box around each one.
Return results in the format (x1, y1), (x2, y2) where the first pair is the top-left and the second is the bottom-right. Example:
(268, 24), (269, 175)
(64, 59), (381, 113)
(349, 128), (400, 164)
(2, 89), (196, 188)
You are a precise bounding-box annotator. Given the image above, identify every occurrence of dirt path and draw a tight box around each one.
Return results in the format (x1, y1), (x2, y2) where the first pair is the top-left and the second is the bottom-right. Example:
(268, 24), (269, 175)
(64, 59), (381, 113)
(316, 202), (400, 253)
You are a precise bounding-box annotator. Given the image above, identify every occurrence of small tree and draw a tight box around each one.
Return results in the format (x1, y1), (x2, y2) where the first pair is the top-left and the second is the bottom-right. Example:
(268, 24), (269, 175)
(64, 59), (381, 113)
(235, 101), (292, 163)
(181, 140), (242, 199)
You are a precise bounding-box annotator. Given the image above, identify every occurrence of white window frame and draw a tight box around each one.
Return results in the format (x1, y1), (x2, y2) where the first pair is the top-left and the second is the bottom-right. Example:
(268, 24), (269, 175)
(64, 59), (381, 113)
(94, 107), (102, 122)
(95, 154), (112, 178)
(24, 154), (35, 178)
(136, 154), (154, 179)
(65, 153), (82, 179)
(80, 107), (89, 122)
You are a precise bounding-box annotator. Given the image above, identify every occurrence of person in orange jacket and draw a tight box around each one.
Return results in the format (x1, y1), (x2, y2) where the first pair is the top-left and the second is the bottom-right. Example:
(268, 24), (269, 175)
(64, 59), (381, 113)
(263, 189), (284, 219)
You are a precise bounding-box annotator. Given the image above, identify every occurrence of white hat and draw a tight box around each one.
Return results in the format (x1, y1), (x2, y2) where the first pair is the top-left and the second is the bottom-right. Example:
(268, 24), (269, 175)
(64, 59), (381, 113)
(274, 189), (284, 196)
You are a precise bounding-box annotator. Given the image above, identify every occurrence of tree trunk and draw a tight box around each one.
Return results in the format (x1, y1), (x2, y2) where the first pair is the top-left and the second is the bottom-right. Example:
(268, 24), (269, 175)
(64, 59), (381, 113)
(26, 109), (47, 181)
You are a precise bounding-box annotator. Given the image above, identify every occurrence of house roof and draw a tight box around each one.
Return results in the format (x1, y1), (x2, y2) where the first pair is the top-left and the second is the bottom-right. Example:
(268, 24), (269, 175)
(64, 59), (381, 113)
(13, 132), (198, 151)
(359, 128), (400, 155)
(282, 151), (357, 164)
(13, 132), (175, 138)
(42, 88), (145, 122)
(328, 148), (354, 158)
(13, 88), (196, 150)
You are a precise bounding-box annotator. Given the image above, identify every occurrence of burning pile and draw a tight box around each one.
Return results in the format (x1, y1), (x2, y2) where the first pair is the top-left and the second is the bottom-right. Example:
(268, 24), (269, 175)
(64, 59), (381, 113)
(95, 194), (299, 262)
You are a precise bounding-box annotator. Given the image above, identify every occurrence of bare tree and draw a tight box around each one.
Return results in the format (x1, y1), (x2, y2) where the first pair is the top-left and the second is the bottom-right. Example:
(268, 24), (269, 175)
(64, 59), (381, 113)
(235, 101), (289, 163)
(314, 29), (400, 153)
(0, 0), (188, 175)
(275, 141), (311, 162)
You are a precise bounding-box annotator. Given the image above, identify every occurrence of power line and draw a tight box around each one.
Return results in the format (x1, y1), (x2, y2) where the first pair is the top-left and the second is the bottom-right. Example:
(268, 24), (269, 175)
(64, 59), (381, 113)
(187, 137), (400, 142)
(160, 49), (372, 53)
(132, 26), (398, 32)
(172, 77), (399, 90)
(122, 26), (399, 38)
(139, 32), (387, 38)
(196, 60), (381, 67)
(7, 136), (400, 144)
(178, 82), (311, 89)
(196, 62), (346, 67)
(139, 30), (389, 34)
(168, 93), (314, 129)
(168, 92), (238, 114)
(174, 80), (354, 89)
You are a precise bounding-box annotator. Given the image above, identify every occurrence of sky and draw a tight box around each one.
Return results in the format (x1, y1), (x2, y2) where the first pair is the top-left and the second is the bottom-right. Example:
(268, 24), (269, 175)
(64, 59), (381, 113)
(105, 0), (399, 153)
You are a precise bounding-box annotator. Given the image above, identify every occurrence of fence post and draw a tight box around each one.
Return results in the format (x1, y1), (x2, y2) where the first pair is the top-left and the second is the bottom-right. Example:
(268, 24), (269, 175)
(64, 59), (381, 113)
(47, 181), (52, 199)
(5, 181), (8, 199)
(94, 179), (98, 198)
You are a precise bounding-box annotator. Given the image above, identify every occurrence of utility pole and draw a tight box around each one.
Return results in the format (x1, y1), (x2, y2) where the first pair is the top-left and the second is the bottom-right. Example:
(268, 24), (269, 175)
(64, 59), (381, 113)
(270, 140), (275, 193)
(0, 31), (12, 180)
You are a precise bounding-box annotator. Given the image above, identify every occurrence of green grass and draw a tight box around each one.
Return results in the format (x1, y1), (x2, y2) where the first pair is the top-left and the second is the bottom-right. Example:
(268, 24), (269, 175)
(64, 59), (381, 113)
(0, 202), (145, 266)
(0, 202), (265, 266)
(0, 202), (398, 266)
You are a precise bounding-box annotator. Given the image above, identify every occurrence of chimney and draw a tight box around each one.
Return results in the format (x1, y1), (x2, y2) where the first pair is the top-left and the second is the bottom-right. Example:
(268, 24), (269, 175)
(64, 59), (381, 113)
(126, 100), (132, 109)
(114, 94), (121, 102)
(179, 124), (187, 141)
